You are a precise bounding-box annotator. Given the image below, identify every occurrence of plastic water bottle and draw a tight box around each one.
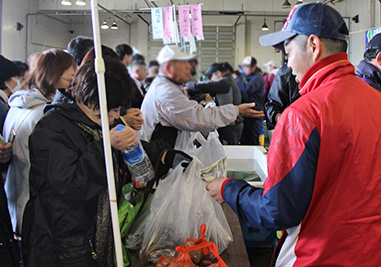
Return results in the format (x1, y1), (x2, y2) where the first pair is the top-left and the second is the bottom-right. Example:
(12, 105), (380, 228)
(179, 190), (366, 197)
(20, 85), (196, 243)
(116, 125), (155, 183)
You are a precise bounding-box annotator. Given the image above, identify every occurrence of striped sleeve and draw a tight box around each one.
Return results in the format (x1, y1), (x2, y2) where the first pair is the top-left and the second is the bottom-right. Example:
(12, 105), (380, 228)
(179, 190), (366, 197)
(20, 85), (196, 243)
(223, 108), (320, 230)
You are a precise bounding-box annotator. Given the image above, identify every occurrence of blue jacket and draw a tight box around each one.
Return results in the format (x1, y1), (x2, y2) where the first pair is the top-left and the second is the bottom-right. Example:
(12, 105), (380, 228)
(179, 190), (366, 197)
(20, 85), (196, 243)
(235, 70), (265, 111)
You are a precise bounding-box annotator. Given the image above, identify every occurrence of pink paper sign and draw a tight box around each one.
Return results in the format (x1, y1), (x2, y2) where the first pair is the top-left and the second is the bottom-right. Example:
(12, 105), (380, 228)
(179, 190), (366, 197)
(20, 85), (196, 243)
(162, 6), (174, 39)
(178, 5), (191, 38)
(191, 4), (203, 37)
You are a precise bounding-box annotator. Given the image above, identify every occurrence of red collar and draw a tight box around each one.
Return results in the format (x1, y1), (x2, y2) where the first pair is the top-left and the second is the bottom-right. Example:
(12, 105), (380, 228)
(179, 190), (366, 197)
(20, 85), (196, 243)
(298, 53), (354, 96)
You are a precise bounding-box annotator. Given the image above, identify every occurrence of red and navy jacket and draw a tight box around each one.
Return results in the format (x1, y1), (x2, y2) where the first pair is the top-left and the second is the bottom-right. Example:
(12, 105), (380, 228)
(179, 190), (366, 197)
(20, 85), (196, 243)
(222, 53), (381, 266)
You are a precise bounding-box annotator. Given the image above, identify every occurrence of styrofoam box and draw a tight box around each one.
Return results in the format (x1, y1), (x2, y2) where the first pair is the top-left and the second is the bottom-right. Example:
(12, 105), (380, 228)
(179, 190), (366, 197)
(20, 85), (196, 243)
(223, 146), (268, 183)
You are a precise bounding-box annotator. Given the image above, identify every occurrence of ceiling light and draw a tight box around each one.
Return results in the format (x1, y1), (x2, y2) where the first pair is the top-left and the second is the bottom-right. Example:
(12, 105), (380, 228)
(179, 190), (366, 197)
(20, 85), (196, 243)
(75, 0), (86, 6)
(261, 18), (269, 31)
(61, 0), (72, 5)
(101, 20), (109, 29)
(281, 0), (292, 8)
(111, 21), (118, 30)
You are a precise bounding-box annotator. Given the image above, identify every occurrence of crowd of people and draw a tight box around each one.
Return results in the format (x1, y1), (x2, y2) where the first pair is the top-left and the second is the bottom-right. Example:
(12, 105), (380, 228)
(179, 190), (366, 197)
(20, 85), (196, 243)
(0, 2), (380, 266)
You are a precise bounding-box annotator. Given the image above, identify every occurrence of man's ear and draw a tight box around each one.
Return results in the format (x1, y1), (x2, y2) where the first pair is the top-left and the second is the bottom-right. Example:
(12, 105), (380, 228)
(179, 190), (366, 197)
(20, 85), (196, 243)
(308, 34), (322, 62)
(375, 52), (381, 67)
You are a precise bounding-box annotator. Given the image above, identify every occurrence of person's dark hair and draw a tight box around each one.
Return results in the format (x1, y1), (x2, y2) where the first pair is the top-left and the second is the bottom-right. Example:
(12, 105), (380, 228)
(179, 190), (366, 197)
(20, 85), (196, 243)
(148, 60), (159, 69)
(81, 46), (119, 66)
(292, 34), (347, 55)
(27, 49), (76, 99)
(132, 54), (145, 63)
(130, 60), (146, 72)
(114, 44), (133, 60)
(71, 57), (132, 111)
(12, 60), (29, 77)
(67, 35), (94, 66)
(222, 62), (234, 73)
(364, 49), (379, 62)
(233, 70), (243, 77)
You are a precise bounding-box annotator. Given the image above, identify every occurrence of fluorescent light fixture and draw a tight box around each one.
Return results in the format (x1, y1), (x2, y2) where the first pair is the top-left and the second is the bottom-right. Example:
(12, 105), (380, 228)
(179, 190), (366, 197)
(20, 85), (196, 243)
(261, 18), (269, 31)
(281, 0), (292, 8)
(61, 0), (72, 5)
(101, 20), (109, 29)
(111, 21), (118, 30)
(75, 0), (86, 6)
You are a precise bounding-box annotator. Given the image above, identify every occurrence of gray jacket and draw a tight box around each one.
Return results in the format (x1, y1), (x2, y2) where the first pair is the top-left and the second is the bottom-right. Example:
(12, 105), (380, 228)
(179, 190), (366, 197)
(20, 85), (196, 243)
(3, 87), (48, 233)
(139, 75), (239, 150)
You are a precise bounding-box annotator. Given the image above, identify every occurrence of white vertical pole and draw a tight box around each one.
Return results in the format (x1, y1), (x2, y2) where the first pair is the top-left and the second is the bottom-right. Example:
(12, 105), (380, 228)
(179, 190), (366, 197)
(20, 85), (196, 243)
(89, 0), (124, 266)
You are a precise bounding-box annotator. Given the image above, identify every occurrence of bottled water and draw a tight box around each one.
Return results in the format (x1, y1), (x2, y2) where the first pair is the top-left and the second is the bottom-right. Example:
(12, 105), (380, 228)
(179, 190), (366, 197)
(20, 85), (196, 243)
(116, 125), (155, 183)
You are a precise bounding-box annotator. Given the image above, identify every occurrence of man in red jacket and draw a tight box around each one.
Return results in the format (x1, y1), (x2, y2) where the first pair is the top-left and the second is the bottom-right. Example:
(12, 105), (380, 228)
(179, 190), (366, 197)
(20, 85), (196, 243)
(207, 2), (381, 266)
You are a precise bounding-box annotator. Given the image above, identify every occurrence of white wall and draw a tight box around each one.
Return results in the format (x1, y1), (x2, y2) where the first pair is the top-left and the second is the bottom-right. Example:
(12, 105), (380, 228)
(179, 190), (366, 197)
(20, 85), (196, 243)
(69, 14), (132, 52)
(2, 0), (380, 66)
(1, 0), (38, 60)
(27, 15), (71, 57)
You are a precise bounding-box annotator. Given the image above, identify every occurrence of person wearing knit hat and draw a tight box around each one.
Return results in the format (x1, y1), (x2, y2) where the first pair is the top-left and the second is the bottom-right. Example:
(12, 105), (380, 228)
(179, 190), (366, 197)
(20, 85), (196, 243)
(355, 33), (381, 92)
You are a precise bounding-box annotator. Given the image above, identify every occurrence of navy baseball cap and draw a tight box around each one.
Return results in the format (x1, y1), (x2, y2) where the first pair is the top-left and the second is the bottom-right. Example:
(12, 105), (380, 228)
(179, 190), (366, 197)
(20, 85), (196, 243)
(260, 2), (349, 49)
(366, 33), (381, 51)
(205, 63), (224, 79)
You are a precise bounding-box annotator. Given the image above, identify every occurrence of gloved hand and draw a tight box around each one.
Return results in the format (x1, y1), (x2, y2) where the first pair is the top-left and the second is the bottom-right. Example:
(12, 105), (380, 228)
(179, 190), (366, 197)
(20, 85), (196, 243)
(164, 149), (193, 171)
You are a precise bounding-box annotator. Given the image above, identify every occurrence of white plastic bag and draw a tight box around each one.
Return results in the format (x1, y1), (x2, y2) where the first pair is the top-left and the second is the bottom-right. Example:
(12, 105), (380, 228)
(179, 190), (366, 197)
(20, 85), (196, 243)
(139, 131), (233, 265)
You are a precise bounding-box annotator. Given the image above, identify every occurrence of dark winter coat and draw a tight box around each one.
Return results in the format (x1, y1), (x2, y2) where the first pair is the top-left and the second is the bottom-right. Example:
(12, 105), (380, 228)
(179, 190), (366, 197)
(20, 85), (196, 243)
(355, 60), (381, 92)
(265, 66), (301, 130)
(22, 101), (170, 267)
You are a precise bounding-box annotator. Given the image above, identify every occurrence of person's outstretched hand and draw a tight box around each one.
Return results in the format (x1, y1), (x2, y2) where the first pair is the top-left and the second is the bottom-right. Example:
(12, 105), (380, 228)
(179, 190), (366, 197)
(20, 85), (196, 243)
(238, 103), (265, 118)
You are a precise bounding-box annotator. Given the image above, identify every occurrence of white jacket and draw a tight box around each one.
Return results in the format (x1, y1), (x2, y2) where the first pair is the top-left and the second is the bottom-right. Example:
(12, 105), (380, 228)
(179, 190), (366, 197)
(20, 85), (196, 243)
(139, 75), (239, 150)
(3, 88), (48, 233)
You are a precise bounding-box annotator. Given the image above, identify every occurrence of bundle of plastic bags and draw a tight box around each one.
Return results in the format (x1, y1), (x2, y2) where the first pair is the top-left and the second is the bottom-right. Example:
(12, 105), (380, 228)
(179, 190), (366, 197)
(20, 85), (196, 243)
(139, 132), (233, 265)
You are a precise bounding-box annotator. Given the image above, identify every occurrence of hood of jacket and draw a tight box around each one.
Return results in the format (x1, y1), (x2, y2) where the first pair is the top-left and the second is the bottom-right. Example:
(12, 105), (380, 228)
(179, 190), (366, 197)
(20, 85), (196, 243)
(44, 95), (101, 130)
(8, 87), (48, 109)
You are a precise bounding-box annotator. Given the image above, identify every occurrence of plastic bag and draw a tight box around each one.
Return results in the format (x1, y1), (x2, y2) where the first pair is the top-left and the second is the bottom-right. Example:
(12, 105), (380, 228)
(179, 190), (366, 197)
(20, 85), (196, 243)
(140, 132), (233, 265)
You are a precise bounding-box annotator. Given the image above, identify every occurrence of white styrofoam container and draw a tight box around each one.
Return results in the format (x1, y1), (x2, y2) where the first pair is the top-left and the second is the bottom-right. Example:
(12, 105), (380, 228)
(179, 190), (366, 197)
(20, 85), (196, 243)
(223, 146), (268, 182)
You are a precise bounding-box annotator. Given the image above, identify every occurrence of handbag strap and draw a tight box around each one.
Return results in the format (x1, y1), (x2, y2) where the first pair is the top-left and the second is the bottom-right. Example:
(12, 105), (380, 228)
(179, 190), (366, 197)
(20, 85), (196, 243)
(137, 149), (168, 217)
(8, 103), (44, 142)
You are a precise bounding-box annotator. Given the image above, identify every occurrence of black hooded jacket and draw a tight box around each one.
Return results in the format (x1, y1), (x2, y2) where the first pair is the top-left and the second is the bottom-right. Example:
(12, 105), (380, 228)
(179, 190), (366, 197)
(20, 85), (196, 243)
(22, 98), (170, 266)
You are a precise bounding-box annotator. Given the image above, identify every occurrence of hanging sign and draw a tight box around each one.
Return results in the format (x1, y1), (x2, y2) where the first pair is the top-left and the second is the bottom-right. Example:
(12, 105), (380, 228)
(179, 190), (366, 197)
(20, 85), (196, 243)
(162, 6), (174, 39)
(151, 7), (163, 39)
(189, 35), (197, 53)
(178, 5), (191, 38)
(366, 27), (381, 45)
(191, 4), (204, 39)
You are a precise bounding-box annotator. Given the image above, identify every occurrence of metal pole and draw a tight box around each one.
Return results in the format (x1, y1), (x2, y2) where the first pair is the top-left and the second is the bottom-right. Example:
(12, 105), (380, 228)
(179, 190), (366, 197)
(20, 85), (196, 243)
(89, 0), (124, 266)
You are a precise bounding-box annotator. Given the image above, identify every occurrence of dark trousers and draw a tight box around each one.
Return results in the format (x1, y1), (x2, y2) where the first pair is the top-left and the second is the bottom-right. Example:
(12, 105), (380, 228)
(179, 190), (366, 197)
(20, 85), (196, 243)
(240, 117), (263, 145)
(218, 121), (244, 145)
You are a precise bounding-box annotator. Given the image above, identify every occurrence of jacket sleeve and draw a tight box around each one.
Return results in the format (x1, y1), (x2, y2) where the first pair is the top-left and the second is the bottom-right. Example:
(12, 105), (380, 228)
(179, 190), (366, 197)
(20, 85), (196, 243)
(235, 77), (250, 103)
(29, 119), (108, 202)
(222, 108), (320, 230)
(187, 80), (230, 94)
(156, 87), (239, 132)
(265, 67), (300, 127)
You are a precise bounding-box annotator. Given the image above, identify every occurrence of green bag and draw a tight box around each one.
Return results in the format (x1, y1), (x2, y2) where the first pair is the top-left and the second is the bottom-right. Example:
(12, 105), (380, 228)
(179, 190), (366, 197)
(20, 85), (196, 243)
(117, 182), (153, 266)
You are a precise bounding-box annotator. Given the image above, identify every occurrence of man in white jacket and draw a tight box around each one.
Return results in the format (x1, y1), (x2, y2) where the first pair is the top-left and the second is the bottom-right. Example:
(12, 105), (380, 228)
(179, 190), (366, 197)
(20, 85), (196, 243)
(139, 45), (264, 149)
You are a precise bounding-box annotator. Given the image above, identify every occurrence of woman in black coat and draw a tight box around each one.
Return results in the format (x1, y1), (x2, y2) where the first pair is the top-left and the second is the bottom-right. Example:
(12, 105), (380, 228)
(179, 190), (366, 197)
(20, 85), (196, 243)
(22, 57), (176, 267)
